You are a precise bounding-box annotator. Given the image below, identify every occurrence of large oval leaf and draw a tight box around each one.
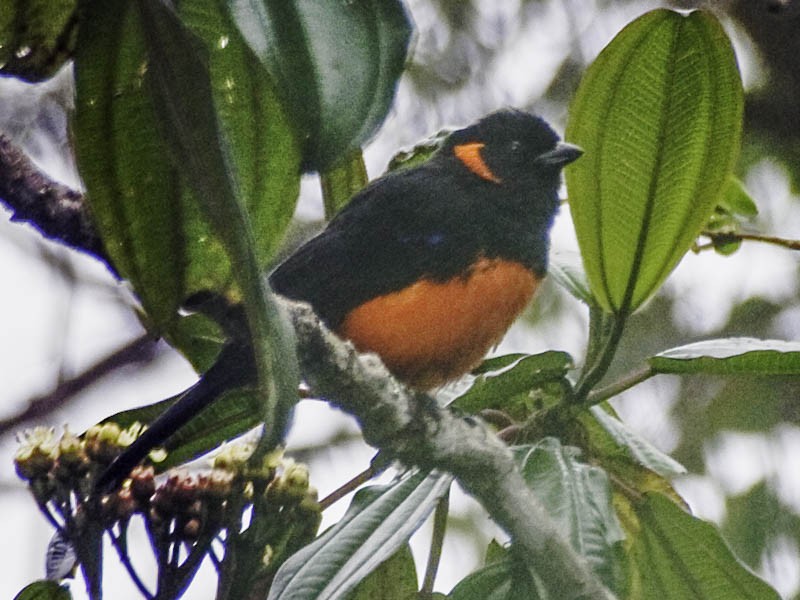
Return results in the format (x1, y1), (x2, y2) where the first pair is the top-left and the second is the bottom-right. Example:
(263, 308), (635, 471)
(74, 0), (301, 452)
(74, 0), (300, 343)
(268, 470), (451, 600)
(13, 581), (71, 600)
(0, 0), (76, 82)
(453, 351), (573, 421)
(230, 0), (412, 171)
(650, 338), (800, 375)
(565, 9), (743, 314)
(447, 560), (537, 600)
(515, 439), (628, 595)
(74, 0), (184, 329)
(449, 439), (626, 598)
(629, 493), (779, 599)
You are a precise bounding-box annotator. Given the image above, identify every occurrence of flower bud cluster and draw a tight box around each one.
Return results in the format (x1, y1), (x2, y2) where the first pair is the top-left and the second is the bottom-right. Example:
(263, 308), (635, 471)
(17, 424), (322, 587)
(15, 423), (162, 503)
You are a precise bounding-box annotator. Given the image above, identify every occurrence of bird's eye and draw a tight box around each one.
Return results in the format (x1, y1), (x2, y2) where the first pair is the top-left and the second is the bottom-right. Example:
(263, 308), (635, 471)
(510, 140), (522, 153)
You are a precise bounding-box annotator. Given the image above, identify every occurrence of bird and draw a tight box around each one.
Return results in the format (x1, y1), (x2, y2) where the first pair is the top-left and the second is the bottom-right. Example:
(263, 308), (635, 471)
(96, 108), (580, 491)
(270, 108), (582, 389)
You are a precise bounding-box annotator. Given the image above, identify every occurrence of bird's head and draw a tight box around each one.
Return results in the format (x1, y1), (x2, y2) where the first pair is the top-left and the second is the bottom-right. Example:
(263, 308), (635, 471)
(444, 108), (582, 189)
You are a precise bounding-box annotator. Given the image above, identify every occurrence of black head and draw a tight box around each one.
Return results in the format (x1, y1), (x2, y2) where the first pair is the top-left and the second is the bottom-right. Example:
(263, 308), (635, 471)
(444, 108), (582, 187)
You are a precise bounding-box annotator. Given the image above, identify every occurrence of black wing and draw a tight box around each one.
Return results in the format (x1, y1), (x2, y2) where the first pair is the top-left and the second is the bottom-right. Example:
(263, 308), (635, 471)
(269, 164), (483, 328)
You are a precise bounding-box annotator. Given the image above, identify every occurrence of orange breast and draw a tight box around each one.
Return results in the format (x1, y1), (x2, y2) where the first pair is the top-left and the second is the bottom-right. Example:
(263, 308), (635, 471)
(337, 258), (539, 389)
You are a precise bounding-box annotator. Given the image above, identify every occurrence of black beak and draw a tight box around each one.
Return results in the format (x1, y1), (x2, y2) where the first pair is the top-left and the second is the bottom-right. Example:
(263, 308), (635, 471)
(535, 142), (583, 167)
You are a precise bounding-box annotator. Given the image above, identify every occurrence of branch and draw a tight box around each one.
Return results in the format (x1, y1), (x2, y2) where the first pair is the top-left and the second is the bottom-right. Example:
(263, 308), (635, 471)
(0, 334), (159, 436)
(700, 229), (800, 252)
(288, 301), (613, 599)
(0, 134), (114, 271)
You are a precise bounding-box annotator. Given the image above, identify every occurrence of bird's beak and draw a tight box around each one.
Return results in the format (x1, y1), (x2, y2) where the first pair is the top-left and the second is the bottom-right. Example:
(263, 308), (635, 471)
(535, 142), (583, 167)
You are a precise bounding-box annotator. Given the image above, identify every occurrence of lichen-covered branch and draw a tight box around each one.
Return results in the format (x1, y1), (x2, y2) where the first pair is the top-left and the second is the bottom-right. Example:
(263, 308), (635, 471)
(0, 134), (113, 271)
(0, 334), (159, 436)
(288, 301), (613, 600)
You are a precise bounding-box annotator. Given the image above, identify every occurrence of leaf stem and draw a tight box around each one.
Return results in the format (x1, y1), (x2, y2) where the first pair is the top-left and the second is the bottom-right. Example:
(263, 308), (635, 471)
(572, 313), (628, 403)
(35, 500), (64, 532)
(583, 307), (615, 371)
(216, 484), (247, 600)
(108, 525), (154, 599)
(584, 364), (655, 406)
(320, 150), (368, 220)
(319, 463), (380, 511)
(420, 489), (450, 597)
(700, 230), (800, 251)
(171, 534), (217, 599)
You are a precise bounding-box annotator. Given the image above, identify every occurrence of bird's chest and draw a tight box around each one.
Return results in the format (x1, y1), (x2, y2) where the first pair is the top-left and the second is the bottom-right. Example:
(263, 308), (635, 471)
(337, 258), (538, 389)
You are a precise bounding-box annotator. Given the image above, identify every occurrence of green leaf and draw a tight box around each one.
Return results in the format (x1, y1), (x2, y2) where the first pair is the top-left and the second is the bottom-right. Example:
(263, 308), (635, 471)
(718, 176), (758, 217)
(566, 9), (743, 314)
(471, 354), (530, 376)
(13, 582), (71, 600)
(0, 0), (76, 82)
(514, 439), (628, 595)
(73, 0), (300, 337)
(321, 150), (368, 218)
(135, 0), (298, 447)
(650, 338), (800, 375)
(347, 544), (418, 600)
(386, 129), (452, 172)
(162, 312), (226, 373)
(484, 539), (510, 566)
(180, 0), (302, 267)
(589, 406), (685, 480)
(453, 352), (573, 418)
(447, 559), (540, 600)
(629, 493), (779, 599)
(74, 0), (185, 331)
(549, 251), (596, 306)
(269, 470), (452, 600)
(576, 408), (687, 519)
(73, 0), (301, 449)
(231, 0), (412, 171)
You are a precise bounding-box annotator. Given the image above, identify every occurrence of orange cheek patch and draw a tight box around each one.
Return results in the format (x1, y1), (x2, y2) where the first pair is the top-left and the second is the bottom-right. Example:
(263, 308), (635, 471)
(453, 142), (502, 184)
(337, 258), (538, 389)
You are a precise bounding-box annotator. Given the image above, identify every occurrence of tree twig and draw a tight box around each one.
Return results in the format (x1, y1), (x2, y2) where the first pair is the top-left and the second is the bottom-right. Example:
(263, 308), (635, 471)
(0, 333), (159, 437)
(0, 134), (114, 270)
(699, 230), (800, 252)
